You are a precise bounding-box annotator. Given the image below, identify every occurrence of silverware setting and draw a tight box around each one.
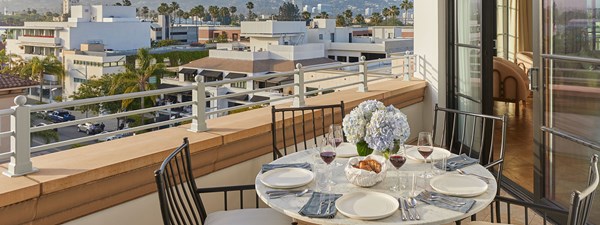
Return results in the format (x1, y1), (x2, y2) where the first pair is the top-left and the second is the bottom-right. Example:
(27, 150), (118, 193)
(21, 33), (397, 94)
(317, 200), (334, 215)
(407, 197), (421, 220)
(267, 189), (312, 199)
(402, 198), (414, 220)
(398, 198), (407, 221)
(456, 169), (490, 183)
(421, 190), (465, 207)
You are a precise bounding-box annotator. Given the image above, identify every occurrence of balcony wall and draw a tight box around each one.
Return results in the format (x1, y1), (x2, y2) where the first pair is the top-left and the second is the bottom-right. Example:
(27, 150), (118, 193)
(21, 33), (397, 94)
(0, 79), (426, 225)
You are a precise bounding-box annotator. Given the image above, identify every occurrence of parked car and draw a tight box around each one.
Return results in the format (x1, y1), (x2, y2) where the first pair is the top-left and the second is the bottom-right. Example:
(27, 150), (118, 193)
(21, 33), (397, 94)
(77, 122), (104, 135)
(35, 123), (58, 132)
(47, 110), (76, 122)
(97, 131), (123, 142)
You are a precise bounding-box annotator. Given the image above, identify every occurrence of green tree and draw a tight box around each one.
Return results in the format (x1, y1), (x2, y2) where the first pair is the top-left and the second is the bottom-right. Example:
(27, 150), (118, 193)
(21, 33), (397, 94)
(277, 2), (300, 21)
(122, 0), (132, 6)
(140, 6), (150, 19)
(72, 75), (125, 115)
(176, 9), (185, 24)
(382, 7), (390, 20)
(215, 32), (229, 43)
(190, 5), (205, 24)
(316, 11), (329, 19)
(219, 7), (231, 24)
(301, 11), (311, 20)
(20, 56), (64, 103)
(400, 0), (414, 25)
(110, 48), (165, 110)
(343, 9), (353, 25)
(169, 2), (180, 25)
(390, 5), (400, 24)
(246, 1), (255, 20)
(208, 6), (219, 23)
(157, 3), (169, 15)
(355, 14), (365, 25)
(336, 14), (346, 27)
(370, 13), (383, 25)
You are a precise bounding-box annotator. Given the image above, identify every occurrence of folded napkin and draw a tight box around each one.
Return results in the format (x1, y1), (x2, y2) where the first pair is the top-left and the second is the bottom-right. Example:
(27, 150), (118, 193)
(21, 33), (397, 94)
(298, 192), (342, 218)
(261, 163), (312, 173)
(444, 154), (479, 171)
(415, 191), (476, 213)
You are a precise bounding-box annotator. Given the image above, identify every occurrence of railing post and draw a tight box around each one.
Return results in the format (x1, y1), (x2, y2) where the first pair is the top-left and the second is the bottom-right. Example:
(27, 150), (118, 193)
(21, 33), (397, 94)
(189, 75), (208, 132)
(404, 51), (411, 81)
(293, 63), (305, 107)
(4, 95), (37, 177)
(358, 56), (368, 92)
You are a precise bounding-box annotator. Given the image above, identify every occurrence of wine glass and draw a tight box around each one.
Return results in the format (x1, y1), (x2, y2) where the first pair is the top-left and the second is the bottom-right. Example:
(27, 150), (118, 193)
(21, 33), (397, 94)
(417, 132), (434, 178)
(329, 124), (344, 166)
(389, 144), (406, 191)
(319, 136), (337, 190)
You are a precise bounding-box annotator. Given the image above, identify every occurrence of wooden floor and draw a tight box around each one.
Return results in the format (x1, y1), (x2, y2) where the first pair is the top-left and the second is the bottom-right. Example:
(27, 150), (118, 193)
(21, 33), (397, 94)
(493, 98), (535, 193)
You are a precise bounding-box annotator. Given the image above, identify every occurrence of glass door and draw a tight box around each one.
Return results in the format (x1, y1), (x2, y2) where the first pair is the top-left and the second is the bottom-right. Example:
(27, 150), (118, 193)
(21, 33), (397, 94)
(447, 0), (495, 155)
(533, 0), (600, 223)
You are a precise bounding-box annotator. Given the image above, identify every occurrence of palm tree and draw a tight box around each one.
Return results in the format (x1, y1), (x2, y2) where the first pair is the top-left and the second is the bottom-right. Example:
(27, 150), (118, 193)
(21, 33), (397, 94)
(355, 14), (365, 25)
(390, 5), (400, 24)
(20, 56), (64, 103)
(219, 7), (230, 24)
(110, 48), (165, 110)
(190, 5), (205, 25)
(301, 11), (311, 21)
(382, 7), (390, 20)
(343, 9), (353, 25)
(400, 0), (414, 25)
(208, 6), (219, 23)
(169, 2), (180, 25)
(319, 11), (329, 19)
(157, 3), (169, 15)
(176, 9), (185, 24)
(370, 13), (383, 25)
(246, 1), (254, 20)
(140, 6), (149, 19)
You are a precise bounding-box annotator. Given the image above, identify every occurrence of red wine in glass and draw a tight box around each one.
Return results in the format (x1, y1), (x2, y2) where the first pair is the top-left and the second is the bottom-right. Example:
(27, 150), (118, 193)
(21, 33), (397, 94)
(320, 151), (336, 165)
(389, 155), (406, 169)
(418, 147), (433, 159)
(332, 137), (343, 147)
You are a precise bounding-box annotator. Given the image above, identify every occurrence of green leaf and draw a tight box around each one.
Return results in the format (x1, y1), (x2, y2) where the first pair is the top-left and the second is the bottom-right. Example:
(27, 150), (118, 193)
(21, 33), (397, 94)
(356, 141), (373, 156)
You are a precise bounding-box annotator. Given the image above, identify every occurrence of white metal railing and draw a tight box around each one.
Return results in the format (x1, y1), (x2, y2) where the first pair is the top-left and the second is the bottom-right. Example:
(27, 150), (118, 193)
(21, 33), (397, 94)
(0, 53), (415, 177)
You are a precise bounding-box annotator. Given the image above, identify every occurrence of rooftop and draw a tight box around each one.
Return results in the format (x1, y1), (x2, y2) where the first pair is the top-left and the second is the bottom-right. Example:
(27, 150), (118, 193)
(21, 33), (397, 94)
(181, 57), (337, 73)
(0, 74), (38, 90)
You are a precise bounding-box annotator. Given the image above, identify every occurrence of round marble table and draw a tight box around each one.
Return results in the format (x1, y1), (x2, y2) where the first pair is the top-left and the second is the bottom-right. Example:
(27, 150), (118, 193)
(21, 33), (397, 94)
(255, 149), (497, 225)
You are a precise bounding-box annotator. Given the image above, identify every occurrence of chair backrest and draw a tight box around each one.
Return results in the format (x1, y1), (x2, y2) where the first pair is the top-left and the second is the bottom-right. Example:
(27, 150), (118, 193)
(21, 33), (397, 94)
(492, 57), (529, 102)
(432, 105), (507, 189)
(271, 102), (345, 160)
(541, 127), (600, 225)
(154, 138), (207, 225)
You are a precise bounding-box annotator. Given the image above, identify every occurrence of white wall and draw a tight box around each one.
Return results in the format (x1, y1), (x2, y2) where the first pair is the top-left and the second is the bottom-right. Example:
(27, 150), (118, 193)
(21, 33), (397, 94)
(241, 21), (306, 36)
(68, 22), (150, 50)
(413, 0), (447, 132)
(267, 43), (325, 61)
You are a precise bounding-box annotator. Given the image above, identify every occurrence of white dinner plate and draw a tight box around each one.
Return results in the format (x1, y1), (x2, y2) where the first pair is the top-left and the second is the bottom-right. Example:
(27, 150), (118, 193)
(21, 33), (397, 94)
(260, 168), (314, 189)
(336, 192), (399, 220)
(430, 174), (488, 197)
(405, 146), (451, 162)
(336, 143), (358, 158)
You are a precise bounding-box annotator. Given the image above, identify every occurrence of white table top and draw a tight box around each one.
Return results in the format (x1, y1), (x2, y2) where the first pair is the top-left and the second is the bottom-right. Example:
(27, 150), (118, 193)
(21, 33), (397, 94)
(255, 149), (497, 225)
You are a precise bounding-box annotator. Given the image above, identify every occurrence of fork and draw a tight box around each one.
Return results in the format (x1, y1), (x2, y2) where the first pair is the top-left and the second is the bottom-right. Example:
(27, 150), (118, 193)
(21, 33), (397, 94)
(422, 191), (465, 207)
(456, 169), (490, 183)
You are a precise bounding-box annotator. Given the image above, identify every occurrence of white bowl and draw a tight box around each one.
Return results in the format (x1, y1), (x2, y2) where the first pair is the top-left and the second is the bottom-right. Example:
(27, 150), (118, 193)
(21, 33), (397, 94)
(345, 155), (388, 187)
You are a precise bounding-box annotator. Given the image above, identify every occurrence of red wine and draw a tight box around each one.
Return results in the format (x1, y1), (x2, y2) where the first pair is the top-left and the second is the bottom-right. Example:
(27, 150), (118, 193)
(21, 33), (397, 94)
(418, 147), (433, 159)
(389, 155), (406, 169)
(320, 152), (336, 164)
(333, 138), (343, 147)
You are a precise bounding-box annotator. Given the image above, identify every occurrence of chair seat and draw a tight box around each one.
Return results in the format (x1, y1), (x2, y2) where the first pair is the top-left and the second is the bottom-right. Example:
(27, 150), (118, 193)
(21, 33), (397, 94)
(469, 221), (512, 225)
(205, 208), (292, 225)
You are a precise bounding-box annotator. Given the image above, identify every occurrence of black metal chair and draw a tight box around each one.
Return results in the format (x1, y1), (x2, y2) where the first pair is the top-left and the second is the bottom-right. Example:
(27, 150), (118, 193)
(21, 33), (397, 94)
(154, 138), (293, 225)
(433, 104), (508, 189)
(271, 102), (345, 160)
(468, 127), (598, 225)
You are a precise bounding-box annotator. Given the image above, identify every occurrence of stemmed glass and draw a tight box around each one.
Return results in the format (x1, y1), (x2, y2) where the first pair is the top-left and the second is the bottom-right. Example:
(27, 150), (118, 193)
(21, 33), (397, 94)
(417, 132), (435, 178)
(319, 136), (337, 190)
(389, 144), (406, 191)
(329, 124), (344, 166)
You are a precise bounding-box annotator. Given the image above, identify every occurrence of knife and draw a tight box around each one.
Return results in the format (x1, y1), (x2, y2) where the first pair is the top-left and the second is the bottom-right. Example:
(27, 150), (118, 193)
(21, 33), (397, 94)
(398, 198), (407, 221)
(403, 198), (414, 220)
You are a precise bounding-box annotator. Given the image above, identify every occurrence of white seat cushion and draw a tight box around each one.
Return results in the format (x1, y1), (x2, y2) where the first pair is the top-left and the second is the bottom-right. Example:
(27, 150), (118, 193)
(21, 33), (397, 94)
(205, 208), (292, 225)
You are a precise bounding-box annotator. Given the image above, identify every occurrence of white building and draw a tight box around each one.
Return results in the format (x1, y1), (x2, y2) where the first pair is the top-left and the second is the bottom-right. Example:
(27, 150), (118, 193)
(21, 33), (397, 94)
(62, 43), (127, 98)
(4, 5), (150, 61)
(150, 15), (199, 44)
(317, 4), (332, 14)
(3, 5), (148, 101)
(63, 0), (80, 15)
(365, 8), (372, 16)
(307, 19), (414, 62)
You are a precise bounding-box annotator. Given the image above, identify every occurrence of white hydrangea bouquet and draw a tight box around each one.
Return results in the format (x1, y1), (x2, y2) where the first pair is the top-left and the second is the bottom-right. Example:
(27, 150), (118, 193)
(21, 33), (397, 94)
(342, 100), (410, 156)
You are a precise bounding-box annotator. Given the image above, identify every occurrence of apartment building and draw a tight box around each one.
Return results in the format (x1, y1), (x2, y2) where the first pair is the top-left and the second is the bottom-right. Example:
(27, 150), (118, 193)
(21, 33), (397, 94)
(4, 5), (149, 61)
(197, 26), (241, 44)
